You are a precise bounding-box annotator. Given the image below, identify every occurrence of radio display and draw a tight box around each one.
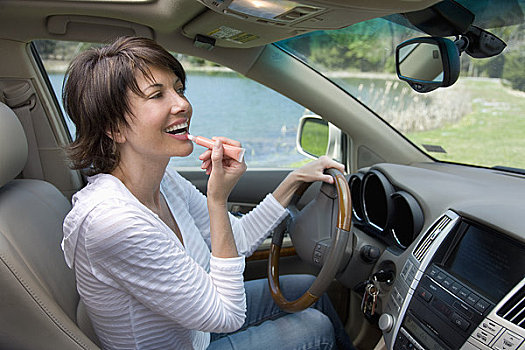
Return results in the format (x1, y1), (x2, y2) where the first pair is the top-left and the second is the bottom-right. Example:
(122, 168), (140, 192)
(404, 314), (447, 350)
(444, 223), (525, 302)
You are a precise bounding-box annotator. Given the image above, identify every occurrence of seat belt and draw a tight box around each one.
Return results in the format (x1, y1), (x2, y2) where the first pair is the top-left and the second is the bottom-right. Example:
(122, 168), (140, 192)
(2, 82), (45, 180)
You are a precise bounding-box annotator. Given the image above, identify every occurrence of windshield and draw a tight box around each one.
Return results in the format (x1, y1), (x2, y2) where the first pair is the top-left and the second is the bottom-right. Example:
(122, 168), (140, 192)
(277, 0), (525, 170)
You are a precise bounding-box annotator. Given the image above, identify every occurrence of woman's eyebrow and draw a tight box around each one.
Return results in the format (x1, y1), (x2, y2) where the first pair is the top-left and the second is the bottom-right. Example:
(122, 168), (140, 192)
(144, 78), (181, 91)
(144, 83), (163, 91)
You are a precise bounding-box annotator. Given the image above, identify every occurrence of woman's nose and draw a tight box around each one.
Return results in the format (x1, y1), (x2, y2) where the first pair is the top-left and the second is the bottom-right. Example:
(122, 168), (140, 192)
(169, 90), (190, 114)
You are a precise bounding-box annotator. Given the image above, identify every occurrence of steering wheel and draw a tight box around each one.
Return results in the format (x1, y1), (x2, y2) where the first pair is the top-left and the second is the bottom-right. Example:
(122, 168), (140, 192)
(267, 168), (352, 312)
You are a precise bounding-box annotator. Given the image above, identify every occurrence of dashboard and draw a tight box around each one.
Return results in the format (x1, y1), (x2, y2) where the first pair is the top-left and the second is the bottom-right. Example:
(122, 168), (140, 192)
(341, 162), (525, 350)
(350, 169), (424, 251)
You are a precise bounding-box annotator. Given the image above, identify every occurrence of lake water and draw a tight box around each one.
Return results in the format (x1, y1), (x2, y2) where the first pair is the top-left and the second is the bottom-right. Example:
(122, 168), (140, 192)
(49, 71), (311, 168)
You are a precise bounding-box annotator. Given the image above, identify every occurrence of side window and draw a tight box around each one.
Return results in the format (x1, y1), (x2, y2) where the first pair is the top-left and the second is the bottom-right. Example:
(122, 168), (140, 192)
(33, 40), (313, 169)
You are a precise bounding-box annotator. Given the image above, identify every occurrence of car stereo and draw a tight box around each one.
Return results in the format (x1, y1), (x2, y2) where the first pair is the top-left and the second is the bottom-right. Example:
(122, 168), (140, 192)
(382, 211), (525, 350)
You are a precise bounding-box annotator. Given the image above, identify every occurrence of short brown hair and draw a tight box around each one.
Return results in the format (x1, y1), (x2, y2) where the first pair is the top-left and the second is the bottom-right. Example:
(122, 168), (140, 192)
(63, 36), (186, 175)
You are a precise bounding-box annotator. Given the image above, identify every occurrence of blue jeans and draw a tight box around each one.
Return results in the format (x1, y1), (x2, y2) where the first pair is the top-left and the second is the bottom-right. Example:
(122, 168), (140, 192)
(208, 274), (353, 350)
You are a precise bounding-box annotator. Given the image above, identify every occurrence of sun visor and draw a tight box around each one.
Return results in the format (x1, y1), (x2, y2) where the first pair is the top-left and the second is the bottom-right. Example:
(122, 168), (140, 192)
(183, 0), (440, 48)
(47, 15), (154, 42)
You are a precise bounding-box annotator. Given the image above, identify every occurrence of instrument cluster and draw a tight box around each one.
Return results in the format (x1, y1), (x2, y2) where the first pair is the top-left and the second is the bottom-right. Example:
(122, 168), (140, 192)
(349, 169), (424, 251)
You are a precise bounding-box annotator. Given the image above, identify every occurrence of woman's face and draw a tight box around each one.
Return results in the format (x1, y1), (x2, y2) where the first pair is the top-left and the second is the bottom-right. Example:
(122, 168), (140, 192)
(117, 65), (194, 163)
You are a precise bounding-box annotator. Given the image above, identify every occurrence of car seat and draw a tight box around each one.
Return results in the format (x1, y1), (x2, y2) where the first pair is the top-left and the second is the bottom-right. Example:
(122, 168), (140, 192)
(0, 102), (100, 349)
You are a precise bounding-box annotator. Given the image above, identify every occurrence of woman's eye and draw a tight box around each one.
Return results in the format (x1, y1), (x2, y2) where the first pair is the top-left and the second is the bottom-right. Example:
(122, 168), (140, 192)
(176, 87), (185, 96)
(150, 92), (162, 99)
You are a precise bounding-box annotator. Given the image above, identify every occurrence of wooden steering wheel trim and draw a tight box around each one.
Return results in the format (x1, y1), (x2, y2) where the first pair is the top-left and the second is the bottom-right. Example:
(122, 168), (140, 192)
(268, 243), (320, 313)
(268, 168), (351, 313)
(330, 170), (351, 231)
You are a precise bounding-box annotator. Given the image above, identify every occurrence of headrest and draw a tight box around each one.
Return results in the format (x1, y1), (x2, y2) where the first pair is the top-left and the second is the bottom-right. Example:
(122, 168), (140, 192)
(0, 103), (28, 188)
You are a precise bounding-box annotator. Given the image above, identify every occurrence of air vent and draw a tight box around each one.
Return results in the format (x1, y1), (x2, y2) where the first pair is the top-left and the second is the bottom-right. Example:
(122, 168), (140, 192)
(497, 284), (525, 329)
(413, 215), (452, 261)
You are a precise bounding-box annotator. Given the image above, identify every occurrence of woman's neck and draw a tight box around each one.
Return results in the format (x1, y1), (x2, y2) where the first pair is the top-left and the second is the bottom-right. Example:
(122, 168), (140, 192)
(111, 156), (169, 213)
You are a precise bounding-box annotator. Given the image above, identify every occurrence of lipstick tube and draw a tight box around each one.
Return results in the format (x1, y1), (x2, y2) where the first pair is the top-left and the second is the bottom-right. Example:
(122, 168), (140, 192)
(188, 135), (245, 162)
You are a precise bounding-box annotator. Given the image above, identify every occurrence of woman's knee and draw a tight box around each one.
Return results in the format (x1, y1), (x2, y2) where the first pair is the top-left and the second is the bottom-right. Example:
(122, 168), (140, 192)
(300, 308), (334, 336)
(291, 308), (335, 349)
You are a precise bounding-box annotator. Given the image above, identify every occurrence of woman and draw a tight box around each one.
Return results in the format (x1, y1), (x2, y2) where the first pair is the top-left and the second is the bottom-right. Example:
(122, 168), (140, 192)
(61, 36), (351, 350)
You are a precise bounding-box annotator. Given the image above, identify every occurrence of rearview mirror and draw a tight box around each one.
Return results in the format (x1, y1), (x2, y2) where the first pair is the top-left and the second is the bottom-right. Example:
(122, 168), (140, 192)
(396, 37), (460, 93)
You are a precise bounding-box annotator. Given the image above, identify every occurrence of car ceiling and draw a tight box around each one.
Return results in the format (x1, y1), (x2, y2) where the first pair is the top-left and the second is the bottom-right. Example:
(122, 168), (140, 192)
(1, 0), (441, 49)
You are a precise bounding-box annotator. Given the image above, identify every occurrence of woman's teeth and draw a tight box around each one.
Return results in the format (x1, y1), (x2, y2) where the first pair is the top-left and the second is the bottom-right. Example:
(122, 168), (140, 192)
(165, 121), (188, 135)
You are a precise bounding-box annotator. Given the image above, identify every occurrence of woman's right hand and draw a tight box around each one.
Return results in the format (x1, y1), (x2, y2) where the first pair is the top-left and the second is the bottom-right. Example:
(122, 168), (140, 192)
(199, 137), (247, 204)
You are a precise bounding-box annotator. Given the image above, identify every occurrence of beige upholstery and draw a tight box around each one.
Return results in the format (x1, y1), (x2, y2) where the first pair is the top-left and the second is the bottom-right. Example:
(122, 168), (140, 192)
(0, 103), (27, 188)
(0, 102), (100, 349)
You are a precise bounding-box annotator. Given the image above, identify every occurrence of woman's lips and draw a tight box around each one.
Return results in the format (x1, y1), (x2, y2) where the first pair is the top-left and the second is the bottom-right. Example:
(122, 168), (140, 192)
(164, 119), (189, 134)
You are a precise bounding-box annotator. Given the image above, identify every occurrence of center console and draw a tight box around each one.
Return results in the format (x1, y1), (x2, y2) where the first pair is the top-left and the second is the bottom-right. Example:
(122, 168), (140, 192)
(382, 210), (525, 350)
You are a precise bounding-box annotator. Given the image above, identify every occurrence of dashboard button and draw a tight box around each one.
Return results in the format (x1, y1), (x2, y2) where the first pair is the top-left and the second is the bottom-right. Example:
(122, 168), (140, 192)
(458, 287), (470, 300)
(418, 287), (433, 302)
(492, 330), (523, 350)
(313, 251), (322, 264)
(480, 319), (501, 335)
(474, 299), (490, 314)
(407, 267), (417, 282)
(451, 282), (462, 294)
(442, 278), (454, 289)
(427, 281), (440, 293)
(466, 293), (480, 306)
(436, 272), (446, 283)
(450, 312), (470, 331)
(394, 290), (404, 306)
(473, 328), (495, 345)
(402, 261), (417, 286)
(428, 266), (440, 278)
(379, 313), (394, 332)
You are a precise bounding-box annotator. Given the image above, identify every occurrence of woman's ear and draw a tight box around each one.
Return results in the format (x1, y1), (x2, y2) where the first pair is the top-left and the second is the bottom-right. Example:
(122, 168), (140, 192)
(106, 125), (126, 144)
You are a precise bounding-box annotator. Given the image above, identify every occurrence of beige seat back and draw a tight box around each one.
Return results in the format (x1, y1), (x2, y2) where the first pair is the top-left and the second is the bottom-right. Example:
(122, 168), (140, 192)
(0, 102), (100, 349)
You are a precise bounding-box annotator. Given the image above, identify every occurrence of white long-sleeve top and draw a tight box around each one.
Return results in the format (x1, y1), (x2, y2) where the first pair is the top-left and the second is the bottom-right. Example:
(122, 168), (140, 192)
(62, 168), (288, 350)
